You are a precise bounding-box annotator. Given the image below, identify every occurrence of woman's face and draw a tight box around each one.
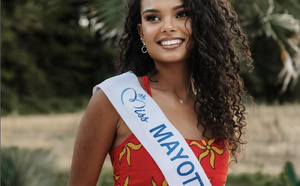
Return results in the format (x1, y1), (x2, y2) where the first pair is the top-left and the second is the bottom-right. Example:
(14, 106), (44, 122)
(137, 0), (193, 65)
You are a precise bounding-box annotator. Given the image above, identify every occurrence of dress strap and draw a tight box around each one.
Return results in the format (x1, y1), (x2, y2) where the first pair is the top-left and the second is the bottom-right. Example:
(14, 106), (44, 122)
(142, 76), (152, 97)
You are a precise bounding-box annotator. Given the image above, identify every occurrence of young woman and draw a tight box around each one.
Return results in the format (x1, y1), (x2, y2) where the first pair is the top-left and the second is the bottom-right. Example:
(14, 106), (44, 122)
(68, 0), (252, 185)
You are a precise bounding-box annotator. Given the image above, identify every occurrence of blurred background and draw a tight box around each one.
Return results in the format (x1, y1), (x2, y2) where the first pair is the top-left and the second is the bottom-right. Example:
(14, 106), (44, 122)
(1, 0), (300, 185)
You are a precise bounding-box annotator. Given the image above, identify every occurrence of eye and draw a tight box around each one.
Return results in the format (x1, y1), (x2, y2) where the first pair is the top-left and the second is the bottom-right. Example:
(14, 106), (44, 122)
(146, 15), (161, 22)
(176, 11), (189, 18)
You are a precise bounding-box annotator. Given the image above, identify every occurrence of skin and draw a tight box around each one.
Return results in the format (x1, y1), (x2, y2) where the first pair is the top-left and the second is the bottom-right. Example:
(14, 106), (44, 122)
(137, 0), (193, 65)
(68, 0), (206, 185)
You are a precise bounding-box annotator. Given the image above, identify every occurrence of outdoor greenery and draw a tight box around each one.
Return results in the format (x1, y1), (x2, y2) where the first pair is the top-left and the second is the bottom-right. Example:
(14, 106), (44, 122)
(1, 147), (67, 186)
(1, 0), (300, 115)
(2, 1), (299, 185)
(232, 0), (300, 102)
(1, 0), (116, 115)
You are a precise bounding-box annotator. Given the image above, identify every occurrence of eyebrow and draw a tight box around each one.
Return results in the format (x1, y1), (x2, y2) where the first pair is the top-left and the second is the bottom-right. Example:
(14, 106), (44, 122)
(142, 5), (185, 15)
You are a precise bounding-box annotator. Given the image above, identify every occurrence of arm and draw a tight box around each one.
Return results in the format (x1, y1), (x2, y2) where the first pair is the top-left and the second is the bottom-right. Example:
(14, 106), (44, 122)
(68, 88), (120, 186)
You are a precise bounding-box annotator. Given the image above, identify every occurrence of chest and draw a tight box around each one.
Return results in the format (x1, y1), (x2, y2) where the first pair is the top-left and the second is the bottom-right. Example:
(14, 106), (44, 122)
(151, 91), (204, 140)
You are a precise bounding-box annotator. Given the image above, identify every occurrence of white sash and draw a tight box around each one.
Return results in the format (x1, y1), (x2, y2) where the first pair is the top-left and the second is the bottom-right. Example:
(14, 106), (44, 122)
(94, 72), (211, 186)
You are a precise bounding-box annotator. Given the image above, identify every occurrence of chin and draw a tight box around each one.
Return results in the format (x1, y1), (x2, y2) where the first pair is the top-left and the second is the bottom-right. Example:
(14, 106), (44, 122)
(149, 52), (188, 63)
(155, 55), (189, 64)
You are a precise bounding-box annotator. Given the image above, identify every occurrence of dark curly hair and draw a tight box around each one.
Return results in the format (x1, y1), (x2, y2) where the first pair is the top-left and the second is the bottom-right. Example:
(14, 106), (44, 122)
(118, 0), (253, 162)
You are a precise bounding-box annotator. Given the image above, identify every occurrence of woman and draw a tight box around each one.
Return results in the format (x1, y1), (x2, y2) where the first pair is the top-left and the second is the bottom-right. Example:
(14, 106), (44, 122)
(68, 0), (252, 185)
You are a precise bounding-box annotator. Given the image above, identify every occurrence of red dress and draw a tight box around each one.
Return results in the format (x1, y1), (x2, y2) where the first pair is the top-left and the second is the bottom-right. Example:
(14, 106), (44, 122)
(109, 76), (229, 186)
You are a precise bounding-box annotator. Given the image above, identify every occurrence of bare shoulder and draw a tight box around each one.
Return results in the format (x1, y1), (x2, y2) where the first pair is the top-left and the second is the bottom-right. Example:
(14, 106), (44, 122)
(79, 88), (121, 134)
(84, 88), (120, 122)
(78, 87), (121, 146)
(68, 88), (120, 186)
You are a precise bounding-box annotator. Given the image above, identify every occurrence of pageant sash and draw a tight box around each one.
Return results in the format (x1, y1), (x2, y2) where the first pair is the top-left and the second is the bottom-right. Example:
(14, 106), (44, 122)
(94, 72), (211, 186)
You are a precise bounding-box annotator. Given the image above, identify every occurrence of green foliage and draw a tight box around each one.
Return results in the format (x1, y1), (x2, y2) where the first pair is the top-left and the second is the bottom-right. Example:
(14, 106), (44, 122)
(285, 161), (300, 186)
(97, 170), (114, 186)
(15, 96), (89, 115)
(1, 147), (66, 186)
(1, 0), (116, 115)
(2, 0), (300, 116)
(232, 0), (300, 102)
(80, 0), (124, 40)
(226, 171), (288, 186)
(36, 168), (114, 186)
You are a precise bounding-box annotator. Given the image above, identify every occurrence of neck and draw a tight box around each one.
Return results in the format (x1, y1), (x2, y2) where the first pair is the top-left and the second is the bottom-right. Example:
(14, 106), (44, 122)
(149, 63), (192, 100)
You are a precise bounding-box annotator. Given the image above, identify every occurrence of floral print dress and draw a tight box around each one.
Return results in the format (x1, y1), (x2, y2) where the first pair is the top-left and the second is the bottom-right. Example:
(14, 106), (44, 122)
(108, 76), (229, 186)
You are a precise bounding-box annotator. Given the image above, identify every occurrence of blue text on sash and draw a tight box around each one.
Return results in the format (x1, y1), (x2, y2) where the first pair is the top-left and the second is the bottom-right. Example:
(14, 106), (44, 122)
(120, 87), (205, 186)
(150, 124), (204, 186)
(121, 88), (149, 123)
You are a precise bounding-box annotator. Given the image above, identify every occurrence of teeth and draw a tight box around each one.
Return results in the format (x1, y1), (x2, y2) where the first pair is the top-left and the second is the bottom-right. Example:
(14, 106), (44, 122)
(161, 39), (182, 46)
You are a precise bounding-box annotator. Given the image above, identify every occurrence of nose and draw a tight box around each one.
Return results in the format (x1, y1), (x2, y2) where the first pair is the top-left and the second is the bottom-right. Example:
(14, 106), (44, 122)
(161, 18), (176, 33)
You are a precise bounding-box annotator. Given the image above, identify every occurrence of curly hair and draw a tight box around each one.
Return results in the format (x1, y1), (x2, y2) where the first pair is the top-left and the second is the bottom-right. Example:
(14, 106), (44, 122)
(118, 0), (253, 162)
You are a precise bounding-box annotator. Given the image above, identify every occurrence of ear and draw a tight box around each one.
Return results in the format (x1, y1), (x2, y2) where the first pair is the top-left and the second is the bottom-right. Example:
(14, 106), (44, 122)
(137, 23), (144, 39)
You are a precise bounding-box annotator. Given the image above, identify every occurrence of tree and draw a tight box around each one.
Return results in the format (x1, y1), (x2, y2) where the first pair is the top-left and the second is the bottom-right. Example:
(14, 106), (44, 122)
(232, 0), (300, 94)
(78, 0), (123, 42)
(1, 0), (116, 115)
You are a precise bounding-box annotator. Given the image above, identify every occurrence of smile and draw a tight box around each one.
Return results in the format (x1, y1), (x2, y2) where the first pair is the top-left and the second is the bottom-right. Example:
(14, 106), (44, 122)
(160, 39), (183, 46)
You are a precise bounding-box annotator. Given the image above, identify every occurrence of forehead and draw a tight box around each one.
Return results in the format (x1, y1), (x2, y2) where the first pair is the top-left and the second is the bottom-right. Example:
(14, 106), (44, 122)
(140, 0), (184, 11)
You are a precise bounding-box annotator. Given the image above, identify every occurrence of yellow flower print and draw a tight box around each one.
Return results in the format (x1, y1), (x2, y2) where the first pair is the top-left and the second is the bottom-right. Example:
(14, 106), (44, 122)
(151, 177), (168, 186)
(119, 142), (142, 166)
(113, 174), (120, 181)
(190, 138), (224, 169)
(112, 162), (120, 181)
(122, 176), (130, 186)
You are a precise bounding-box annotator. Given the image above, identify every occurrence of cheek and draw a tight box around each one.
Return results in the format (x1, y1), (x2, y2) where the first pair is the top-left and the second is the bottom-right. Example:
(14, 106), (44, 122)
(142, 27), (157, 42)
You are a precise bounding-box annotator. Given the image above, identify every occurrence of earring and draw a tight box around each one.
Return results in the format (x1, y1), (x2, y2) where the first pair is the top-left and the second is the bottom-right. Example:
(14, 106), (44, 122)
(141, 43), (147, 53)
(140, 38), (147, 53)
